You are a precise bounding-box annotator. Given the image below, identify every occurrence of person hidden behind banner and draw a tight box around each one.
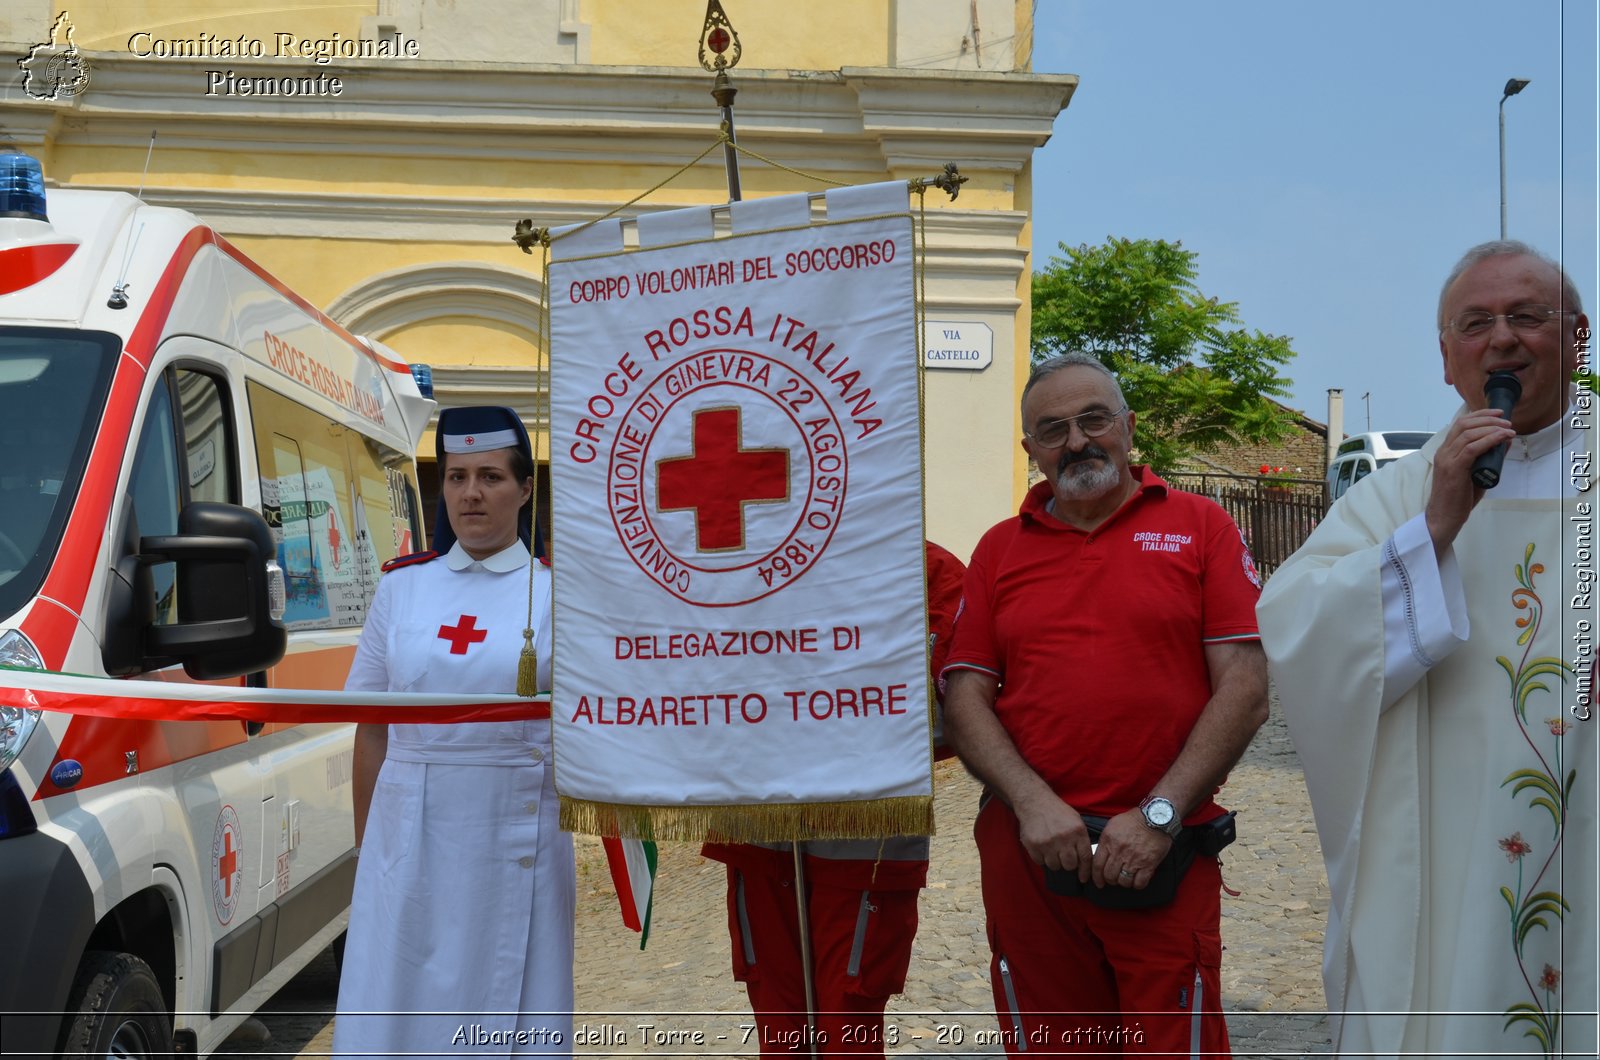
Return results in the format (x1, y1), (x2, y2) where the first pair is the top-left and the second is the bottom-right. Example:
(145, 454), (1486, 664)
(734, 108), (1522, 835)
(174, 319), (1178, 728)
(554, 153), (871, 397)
(1259, 241), (1597, 1056)
(942, 352), (1268, 1056)
(333, 406), (574, 1059)
(701, 540), (966, 1058)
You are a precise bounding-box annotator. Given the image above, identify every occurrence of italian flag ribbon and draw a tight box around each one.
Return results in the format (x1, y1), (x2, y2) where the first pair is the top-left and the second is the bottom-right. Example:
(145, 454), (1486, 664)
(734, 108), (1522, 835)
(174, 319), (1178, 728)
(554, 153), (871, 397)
(0, 667), (550, 724)
(0, 667), (668, 935)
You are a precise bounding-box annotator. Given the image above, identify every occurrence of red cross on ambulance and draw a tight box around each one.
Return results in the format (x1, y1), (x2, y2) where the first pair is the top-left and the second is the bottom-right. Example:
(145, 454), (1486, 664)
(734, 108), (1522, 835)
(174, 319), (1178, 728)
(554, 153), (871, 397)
(656, 406), (789, 552)
(217, 829), (238, 897)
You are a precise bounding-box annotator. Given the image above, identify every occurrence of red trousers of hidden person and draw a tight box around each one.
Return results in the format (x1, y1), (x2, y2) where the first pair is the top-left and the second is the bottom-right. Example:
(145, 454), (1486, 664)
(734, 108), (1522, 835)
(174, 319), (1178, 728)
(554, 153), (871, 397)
(705, 842), (925, 1058)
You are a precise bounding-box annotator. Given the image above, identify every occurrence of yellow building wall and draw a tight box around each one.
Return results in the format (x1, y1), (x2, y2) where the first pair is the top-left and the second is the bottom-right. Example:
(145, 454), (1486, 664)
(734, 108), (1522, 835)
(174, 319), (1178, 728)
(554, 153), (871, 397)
(222, 238), (468, 313)
(56, 0), (374, 52)
(586, 0), (891, 69)
(384, 317), (540, 367)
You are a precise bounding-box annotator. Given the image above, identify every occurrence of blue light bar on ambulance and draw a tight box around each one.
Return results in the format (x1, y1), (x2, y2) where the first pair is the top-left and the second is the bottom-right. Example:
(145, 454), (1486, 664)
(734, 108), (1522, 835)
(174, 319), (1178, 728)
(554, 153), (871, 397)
(0, 154), (48, 222)
(410, 363), (434, 399)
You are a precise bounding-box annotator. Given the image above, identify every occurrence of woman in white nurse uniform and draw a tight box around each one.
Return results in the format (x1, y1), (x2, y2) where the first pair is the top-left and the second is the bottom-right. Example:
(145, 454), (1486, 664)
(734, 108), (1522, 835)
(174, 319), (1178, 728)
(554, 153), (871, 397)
(333, 405), (573, 1058)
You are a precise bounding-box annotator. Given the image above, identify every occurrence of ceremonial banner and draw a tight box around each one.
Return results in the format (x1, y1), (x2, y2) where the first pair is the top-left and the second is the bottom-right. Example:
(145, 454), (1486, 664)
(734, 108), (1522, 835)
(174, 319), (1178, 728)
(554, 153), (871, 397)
(549, 183), (932, 841)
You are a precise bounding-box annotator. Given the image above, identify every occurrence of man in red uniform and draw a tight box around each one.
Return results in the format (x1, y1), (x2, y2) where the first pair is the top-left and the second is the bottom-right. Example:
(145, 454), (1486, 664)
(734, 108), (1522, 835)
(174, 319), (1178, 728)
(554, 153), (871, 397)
(703, 540), (966, 1057)
(942, 353), (1268, 1056)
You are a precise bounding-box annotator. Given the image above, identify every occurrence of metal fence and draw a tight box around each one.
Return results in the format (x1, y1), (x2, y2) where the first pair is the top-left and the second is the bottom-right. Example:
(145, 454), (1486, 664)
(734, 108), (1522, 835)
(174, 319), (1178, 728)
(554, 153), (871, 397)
(1166, 472), (1326, 578)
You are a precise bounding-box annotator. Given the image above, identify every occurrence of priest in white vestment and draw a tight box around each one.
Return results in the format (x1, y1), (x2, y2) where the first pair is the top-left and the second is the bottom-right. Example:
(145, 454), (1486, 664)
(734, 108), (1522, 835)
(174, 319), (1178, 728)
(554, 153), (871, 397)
(1260, 241), (1596, 1058)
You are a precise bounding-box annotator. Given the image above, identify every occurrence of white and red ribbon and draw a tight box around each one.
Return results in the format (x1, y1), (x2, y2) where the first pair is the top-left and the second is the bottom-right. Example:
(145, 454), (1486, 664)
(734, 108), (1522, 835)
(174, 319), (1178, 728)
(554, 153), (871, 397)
(0, 668), (550, 724)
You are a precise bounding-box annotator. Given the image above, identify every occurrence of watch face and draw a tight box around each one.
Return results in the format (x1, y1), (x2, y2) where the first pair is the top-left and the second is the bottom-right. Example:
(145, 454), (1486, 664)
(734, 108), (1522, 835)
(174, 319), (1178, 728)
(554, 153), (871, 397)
(1145, 799), (1175, 826)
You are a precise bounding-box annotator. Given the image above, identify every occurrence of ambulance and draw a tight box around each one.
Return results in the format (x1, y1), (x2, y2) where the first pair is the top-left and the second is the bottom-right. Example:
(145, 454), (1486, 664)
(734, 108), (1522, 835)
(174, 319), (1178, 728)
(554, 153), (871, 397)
(0, 152), (434, 1057)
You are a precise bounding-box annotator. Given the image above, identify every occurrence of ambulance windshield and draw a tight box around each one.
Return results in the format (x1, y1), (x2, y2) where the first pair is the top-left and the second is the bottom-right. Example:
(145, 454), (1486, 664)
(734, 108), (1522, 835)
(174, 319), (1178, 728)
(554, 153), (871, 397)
(0, 327), (120, 621)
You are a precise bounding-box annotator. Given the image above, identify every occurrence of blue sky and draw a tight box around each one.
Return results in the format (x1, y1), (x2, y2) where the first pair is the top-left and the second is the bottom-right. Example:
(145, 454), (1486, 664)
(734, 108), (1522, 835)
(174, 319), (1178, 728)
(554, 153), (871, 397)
(1028, 0), (1597, 440)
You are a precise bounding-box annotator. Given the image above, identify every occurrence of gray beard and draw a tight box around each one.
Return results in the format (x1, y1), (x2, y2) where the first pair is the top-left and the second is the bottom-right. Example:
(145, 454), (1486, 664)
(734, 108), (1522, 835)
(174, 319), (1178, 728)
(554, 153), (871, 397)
(1055, 458), (1121, 500)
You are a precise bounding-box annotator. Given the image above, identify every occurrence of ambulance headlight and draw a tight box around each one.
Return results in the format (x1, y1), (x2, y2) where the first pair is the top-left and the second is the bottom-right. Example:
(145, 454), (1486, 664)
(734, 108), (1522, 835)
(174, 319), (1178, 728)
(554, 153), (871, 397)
(0, 630), (44, 773)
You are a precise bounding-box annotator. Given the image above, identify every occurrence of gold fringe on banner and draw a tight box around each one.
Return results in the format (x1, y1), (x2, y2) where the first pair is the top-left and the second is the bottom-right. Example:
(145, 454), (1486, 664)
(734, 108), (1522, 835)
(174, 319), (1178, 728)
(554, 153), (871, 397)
(559, 795), (934, 843)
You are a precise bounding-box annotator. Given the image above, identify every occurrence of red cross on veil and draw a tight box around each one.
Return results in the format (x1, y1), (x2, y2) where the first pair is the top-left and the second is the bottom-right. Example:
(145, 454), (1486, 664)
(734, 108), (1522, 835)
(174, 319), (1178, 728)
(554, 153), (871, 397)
(657, 407), (789, 552)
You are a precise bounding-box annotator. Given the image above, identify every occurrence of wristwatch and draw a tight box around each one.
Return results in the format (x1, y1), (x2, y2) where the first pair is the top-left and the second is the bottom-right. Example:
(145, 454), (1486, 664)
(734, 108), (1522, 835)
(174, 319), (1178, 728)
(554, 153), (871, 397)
(1139, 795), (1183, 838)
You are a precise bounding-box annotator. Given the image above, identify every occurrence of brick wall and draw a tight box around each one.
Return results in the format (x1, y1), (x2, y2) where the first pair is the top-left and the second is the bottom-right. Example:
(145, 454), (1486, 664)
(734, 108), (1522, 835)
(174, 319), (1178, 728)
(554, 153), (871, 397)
(1173, 407), (1332, 482)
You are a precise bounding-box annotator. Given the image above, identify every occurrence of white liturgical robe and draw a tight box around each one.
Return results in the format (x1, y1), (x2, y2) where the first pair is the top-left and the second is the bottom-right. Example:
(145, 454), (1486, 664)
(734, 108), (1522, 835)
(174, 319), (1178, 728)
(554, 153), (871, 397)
(1260, 407), (1598, 1058)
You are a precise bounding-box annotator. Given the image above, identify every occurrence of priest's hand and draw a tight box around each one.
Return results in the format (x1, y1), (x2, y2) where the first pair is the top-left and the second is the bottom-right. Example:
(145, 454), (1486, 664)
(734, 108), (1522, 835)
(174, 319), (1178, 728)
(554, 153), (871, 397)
(1426, 407), (1516, 553)
(1092, 810), (1173, 890)
(1015, 791), (1095, 883)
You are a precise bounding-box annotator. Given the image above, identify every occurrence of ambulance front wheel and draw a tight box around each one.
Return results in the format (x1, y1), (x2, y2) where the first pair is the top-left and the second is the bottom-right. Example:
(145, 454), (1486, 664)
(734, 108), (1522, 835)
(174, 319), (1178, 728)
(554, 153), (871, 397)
(56, 950), (174, 1059)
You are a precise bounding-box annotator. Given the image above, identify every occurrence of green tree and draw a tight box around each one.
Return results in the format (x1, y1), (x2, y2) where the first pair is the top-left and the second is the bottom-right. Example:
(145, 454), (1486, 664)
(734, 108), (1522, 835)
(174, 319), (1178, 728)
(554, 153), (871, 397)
(1031, 236), (1299, 475)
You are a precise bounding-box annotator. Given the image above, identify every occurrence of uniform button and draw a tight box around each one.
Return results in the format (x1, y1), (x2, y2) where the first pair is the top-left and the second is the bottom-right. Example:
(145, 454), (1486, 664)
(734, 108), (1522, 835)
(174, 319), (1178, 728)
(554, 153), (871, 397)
(525, 801), (538, 814)
(529, 748), (544, 763)
(519, 856), (534, 868)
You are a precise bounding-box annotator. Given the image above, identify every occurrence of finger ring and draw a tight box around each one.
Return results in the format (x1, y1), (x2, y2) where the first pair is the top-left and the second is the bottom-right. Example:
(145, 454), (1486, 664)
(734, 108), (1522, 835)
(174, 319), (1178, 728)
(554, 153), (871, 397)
(1119, 868), (1134, 878)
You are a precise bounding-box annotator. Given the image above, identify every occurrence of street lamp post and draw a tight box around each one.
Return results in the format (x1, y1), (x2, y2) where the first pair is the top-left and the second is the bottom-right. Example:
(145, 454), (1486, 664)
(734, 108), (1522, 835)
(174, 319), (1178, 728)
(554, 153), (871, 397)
(1499, 77), (1530, 239)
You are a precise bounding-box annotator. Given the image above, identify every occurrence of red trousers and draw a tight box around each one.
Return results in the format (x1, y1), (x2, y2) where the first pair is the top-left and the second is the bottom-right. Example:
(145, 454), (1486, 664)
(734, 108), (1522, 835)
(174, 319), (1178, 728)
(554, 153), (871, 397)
(704, 843), (924, 1058)
(974, 798), (1230, 1057)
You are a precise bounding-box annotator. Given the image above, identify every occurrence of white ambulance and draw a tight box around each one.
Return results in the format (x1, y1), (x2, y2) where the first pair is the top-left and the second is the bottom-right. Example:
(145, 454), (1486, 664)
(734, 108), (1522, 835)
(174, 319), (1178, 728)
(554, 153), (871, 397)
(0, 152), (434, 1057)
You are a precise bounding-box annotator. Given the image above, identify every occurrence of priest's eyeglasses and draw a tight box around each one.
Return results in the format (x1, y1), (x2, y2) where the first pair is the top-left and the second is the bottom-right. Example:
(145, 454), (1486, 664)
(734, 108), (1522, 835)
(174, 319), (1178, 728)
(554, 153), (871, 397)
(1025, 406), (1127, 448)
(1442, 304), (1576, 339)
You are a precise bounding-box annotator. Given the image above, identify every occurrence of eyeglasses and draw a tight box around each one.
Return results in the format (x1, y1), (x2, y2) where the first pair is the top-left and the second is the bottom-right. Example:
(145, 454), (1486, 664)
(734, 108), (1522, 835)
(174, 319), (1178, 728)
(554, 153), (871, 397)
(1442, 304), (1576, 338)
(1024, 406), (1127, 448)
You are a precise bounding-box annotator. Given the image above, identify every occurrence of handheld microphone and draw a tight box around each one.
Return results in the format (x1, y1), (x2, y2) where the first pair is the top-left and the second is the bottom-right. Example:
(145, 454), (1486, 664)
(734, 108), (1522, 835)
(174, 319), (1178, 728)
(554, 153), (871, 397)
(1469, 371), (1522, 489)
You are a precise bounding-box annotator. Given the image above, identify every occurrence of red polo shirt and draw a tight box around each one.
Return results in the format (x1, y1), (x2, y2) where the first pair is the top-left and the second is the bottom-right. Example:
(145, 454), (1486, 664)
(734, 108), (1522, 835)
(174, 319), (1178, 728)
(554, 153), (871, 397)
(943, 469), (1261, 822)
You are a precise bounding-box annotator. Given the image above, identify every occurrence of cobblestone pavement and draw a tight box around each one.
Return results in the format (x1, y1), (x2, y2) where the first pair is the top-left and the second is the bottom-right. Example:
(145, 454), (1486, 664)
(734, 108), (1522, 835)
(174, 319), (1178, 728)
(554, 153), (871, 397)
(224, 700), (1332, 1057)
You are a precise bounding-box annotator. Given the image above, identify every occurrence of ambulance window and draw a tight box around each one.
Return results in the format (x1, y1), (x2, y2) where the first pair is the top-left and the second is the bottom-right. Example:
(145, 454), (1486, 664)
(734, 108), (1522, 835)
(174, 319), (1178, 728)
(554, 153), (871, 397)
(386, 465), (422, 556)
(0, 326), (118, 621)
(175, 369), (235, 505)
(247, 380), (416, 631)
(267, 434), (326, 629)
(128, 379), (181, 624)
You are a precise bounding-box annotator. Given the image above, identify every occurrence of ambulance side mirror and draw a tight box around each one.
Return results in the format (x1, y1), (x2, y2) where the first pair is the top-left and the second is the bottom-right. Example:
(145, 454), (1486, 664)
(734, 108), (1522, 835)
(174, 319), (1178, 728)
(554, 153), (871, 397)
(102, 502), (288, 680)
(144, 502), (288, 680)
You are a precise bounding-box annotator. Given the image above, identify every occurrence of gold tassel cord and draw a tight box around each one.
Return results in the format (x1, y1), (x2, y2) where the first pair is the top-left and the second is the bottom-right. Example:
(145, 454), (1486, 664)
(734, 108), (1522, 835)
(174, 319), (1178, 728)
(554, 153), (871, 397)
(725, 139), (852, 189)
(548, 133), (731, 251)
(517, 229), (554, 698)
(559, 796), (934, 844)
(910, 182), (940, 762)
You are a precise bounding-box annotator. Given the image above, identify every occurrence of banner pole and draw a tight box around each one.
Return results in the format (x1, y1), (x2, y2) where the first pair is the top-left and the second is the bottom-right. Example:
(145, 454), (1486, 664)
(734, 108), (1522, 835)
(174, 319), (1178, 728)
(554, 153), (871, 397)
(791, 840), (820, 1059)
(713, 70), (743, 203)
(698, 0), (744, 203)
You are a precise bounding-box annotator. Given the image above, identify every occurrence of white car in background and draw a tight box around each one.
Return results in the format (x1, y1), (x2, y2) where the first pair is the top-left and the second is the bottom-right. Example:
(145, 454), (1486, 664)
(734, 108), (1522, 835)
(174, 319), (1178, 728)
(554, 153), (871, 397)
(1327, 430), (1434, 502)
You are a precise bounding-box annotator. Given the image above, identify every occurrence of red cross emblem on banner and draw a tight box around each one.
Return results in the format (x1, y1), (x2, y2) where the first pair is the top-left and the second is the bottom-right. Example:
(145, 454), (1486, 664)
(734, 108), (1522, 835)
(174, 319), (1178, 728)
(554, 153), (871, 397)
(438, 615), (488, 654)
(657, 407), (789, 552)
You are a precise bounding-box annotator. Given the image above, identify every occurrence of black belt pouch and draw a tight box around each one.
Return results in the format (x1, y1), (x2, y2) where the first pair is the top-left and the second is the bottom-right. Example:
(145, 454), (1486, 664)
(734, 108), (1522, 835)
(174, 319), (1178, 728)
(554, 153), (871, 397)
(1043, 814), (1208, 910)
